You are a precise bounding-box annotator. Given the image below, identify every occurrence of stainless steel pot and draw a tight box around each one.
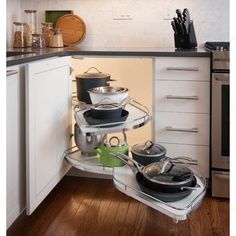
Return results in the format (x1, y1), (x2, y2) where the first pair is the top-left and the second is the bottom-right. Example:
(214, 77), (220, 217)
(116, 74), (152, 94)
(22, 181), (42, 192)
(74, 124), (104, 155)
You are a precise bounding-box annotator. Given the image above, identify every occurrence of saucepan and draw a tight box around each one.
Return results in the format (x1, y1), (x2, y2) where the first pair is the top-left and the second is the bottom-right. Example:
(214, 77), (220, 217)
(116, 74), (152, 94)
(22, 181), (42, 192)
(131, 140), (167, 166)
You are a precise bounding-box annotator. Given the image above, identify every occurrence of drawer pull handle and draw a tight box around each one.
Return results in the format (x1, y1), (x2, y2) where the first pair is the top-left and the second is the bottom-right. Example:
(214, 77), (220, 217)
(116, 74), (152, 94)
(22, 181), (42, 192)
(165, 126), (198, 133)
(166, 67), (199, 71)
(166, 95), (199, 100)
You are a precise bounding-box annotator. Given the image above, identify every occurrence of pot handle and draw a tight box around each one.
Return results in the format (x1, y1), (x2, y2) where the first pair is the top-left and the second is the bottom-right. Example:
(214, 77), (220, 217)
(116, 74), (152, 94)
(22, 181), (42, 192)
(85, 67), (102, 74)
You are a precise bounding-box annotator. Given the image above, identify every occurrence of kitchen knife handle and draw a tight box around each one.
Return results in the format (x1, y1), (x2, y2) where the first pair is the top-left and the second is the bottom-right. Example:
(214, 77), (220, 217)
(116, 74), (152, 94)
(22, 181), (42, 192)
(166, 67), (199, 71)
(165, 126), (198, 133)
(166, 95), (199, 100)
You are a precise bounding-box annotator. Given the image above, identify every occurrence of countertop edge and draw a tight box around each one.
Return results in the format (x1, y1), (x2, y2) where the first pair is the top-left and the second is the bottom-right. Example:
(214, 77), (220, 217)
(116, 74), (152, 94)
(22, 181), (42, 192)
(6, 49), (211, 67)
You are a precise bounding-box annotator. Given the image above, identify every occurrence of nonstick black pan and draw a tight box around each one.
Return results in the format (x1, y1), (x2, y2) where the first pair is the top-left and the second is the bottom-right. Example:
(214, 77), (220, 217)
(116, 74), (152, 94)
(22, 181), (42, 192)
(136, 172), (196, 202)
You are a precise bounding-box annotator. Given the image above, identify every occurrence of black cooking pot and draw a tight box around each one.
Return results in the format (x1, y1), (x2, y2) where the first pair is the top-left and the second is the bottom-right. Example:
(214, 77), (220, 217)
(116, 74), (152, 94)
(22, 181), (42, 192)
(75, 67), (115, 104)
(131, 140), (166, 166)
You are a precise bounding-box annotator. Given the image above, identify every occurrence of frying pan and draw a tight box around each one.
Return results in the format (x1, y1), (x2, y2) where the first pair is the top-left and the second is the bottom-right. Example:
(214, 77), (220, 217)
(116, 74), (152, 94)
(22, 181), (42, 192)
(111, 153), (200, 194)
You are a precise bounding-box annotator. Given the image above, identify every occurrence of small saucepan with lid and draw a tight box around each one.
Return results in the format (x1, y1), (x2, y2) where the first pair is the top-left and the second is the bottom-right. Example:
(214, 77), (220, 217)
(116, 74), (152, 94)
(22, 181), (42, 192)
(131, 140), (167, 166)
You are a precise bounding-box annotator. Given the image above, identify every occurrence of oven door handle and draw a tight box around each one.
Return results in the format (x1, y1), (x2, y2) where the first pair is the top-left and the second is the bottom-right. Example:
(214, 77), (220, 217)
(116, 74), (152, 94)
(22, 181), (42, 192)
(213, 173), (229, 180)
(214, 76), (229, 82)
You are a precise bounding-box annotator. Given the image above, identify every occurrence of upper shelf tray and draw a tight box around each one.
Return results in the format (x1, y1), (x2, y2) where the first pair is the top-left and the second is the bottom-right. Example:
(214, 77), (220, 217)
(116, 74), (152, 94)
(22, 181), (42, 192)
(73, 100), (151, 135)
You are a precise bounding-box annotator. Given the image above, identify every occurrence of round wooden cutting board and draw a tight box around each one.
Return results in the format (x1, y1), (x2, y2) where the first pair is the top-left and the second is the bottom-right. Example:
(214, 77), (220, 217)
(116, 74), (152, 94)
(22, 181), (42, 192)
(56, 14), (86, 46)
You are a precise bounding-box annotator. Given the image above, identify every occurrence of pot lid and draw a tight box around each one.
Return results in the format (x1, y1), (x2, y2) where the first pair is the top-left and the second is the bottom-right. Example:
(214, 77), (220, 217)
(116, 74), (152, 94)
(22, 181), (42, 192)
(131, 141), (166, 157)
(76, 67), (110, 80)
(143, 162), (194, 185)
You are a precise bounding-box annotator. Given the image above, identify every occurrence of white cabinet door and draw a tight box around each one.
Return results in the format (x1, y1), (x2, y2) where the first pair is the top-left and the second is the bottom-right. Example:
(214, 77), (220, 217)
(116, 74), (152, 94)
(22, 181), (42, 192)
(25, 57), (72, 215)
(7, 67), (25, 227)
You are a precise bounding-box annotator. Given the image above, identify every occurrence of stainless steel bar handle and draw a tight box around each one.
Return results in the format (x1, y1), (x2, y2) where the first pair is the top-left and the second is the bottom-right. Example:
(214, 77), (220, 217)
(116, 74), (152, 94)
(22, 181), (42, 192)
(214, 76), (229, 82)
(214, 173), (229, 180)
(166, 126), (198, 133)
(166, 95), (199, 100)
(7, 70), (18, 76)
(166, 67), (199, 71)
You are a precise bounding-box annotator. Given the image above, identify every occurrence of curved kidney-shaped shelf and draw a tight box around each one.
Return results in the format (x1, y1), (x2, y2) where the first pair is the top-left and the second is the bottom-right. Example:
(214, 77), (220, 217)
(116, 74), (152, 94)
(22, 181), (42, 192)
(64, 146), (206, 221)
(73, 100), (151, 135)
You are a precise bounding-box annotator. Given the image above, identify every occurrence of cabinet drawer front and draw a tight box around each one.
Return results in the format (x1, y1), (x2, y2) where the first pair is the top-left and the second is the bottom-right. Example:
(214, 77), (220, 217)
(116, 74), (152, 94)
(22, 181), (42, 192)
(155, 112), (210, 145)
(156, 143), (209, 177)
(211, 171), (229, 198)
(155, 80), (210, 113)
(155, 57), (210, 81)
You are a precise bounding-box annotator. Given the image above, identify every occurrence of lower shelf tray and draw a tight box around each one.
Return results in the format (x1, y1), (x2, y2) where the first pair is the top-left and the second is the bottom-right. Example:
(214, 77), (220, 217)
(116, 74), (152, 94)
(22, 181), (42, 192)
(64, 146), (113, 175)
(113, 166), (206, 221)
(64, 147), (206, 221)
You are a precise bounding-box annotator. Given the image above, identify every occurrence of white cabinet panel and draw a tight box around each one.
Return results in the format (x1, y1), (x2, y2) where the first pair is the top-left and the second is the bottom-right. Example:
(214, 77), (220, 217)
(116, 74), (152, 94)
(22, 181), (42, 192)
(26, 57), (72, 215)
(158, 143), (209, 177)
(155, 80), (210, 113)
(155, 57), (210, 81)
(155, 112), (210, 145)
(6, 67), (25, 228)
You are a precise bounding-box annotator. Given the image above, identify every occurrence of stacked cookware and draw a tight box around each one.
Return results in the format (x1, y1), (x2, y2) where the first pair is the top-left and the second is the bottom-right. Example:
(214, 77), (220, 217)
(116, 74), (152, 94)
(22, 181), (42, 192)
(73, 67), (130, 164)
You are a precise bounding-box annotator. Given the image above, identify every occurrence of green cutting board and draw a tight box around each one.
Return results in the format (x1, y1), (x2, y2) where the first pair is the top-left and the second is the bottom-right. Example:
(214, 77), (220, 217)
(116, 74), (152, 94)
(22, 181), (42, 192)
(45, 10), (73, 27)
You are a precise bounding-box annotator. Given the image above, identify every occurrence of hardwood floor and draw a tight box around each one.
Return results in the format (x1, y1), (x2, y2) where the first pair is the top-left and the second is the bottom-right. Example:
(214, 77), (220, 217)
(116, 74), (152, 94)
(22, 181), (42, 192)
(7, 176), (229, 236)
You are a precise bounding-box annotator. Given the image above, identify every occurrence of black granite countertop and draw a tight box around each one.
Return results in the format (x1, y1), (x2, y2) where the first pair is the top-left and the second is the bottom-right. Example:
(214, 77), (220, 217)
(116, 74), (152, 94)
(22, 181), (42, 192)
(6, 46), (211, 67)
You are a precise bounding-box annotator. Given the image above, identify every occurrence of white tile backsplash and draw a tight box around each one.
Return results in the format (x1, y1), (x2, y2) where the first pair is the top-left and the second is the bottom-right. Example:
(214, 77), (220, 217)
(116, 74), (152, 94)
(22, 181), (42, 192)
(7, 0), (229, 48)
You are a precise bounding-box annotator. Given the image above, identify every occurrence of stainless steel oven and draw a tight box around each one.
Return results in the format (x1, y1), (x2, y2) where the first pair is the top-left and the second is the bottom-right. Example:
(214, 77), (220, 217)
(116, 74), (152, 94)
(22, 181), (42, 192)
(211, 73), (229, 198)
(206, 41), (230, 198)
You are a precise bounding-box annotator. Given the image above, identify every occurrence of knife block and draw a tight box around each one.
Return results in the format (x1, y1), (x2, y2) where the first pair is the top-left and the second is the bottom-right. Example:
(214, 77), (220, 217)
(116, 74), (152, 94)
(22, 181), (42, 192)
(174, 21), (197, 49)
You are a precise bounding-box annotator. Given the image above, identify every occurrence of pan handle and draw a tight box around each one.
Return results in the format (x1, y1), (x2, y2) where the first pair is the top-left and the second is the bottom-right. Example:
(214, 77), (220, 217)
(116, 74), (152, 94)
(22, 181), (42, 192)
(180, 183), (200, 191)
(109, 153), (144, 172)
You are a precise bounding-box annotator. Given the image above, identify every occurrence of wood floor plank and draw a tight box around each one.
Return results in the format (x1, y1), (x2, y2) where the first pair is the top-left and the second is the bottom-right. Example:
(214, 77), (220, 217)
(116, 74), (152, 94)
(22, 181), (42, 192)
(7, 176), (229, 236)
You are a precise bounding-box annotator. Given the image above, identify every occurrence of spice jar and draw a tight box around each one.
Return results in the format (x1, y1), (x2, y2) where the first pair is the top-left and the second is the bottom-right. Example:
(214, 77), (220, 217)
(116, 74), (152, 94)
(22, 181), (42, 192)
(49, 28), (64, 48)
(24, 10), (37, 47)
(32, 34), (46, 49)
(13, 22), (27, 48)
(41, 22), (53, 47)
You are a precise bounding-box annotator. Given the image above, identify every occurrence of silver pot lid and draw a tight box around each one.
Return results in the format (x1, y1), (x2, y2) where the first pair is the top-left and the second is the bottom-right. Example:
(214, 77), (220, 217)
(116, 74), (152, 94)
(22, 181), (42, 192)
(131, 141), (166, 157)
(76, 67), (110, 80)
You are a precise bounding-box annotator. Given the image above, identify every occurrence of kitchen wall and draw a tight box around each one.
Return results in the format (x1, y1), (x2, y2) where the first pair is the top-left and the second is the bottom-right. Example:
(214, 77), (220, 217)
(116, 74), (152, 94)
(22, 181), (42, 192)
(7, 0), (229, 48)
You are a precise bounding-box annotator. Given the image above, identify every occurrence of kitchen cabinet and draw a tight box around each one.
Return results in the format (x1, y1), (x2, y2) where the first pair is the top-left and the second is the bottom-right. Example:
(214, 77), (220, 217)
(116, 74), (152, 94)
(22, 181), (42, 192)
(6, 66), (25, 227)
(153, 57), (210, 177)
(25, 56), (72, 214)
(11, 53), (208, 223)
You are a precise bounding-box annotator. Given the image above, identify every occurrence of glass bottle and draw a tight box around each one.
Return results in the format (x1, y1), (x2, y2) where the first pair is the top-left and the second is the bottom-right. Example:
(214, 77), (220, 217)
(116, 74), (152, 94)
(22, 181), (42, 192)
(32, 34), (46, 49)
(13, 22), (27, 48)
(24, 10), (37, 47)
(41, 22), (53, 47)
(49, 28), (64, 48)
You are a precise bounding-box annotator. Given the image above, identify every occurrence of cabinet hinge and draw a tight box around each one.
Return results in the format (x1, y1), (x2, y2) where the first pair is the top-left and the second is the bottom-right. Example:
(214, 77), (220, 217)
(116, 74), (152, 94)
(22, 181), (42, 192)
(70, 67), (74, 75)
